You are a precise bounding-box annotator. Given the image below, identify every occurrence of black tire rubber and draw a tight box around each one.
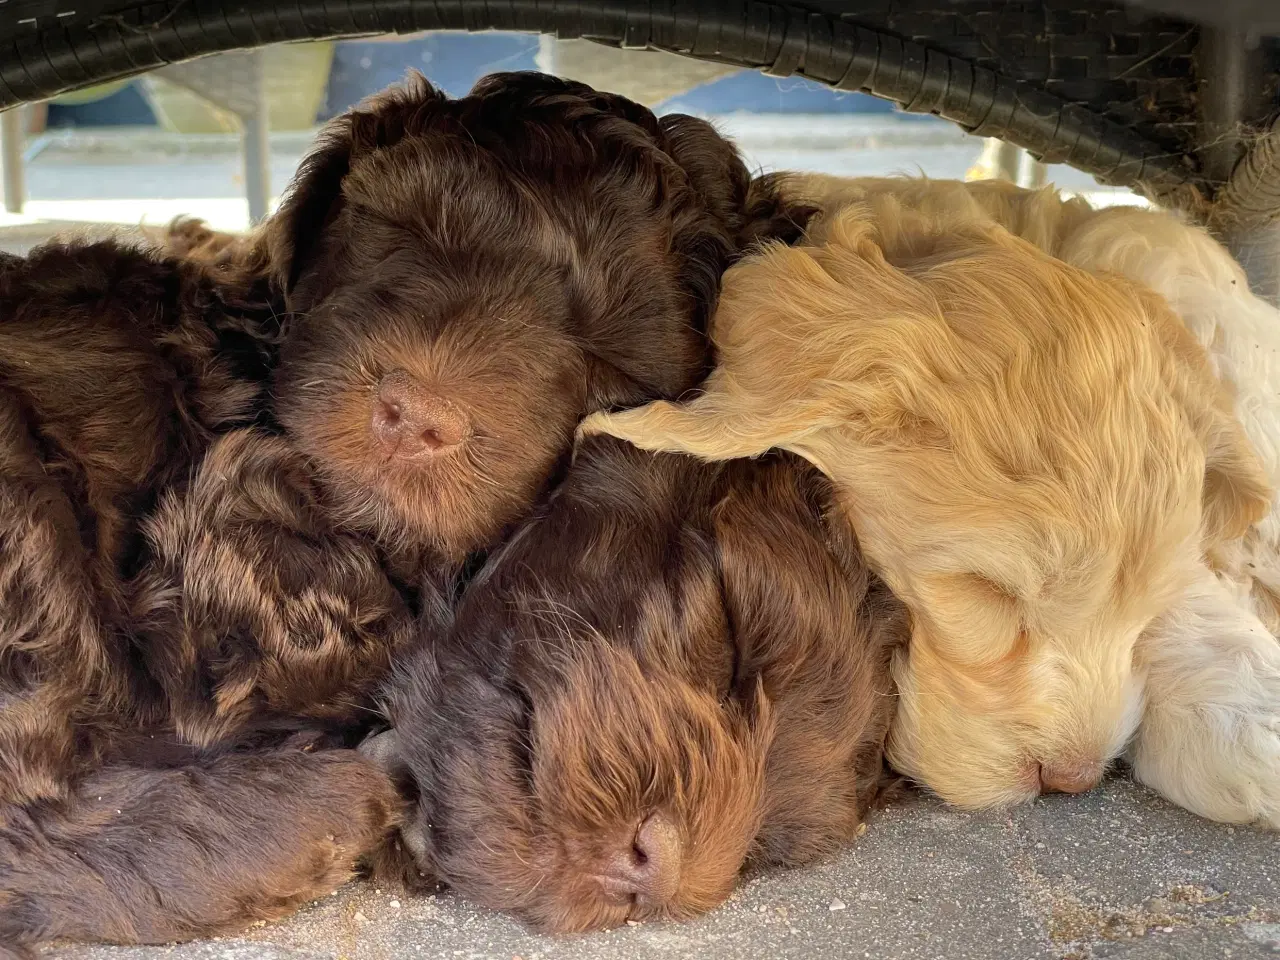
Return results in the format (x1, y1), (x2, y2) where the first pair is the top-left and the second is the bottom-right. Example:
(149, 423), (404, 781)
(0, 2), (1268, 198)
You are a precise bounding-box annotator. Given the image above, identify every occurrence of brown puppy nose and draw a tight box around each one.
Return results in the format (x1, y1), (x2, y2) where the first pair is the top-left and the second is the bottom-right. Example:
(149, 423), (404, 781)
(1039, 759), (1104, 794)
(597, 812), (683, 908)
(371, 369), (469, 458)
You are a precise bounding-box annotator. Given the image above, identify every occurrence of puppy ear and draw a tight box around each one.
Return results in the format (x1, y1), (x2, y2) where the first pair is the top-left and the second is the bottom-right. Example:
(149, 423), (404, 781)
(1201, 408), (1272, 545)
(260, 71), (448, 302)
(709, 456), (896, 864)
(658, 116), (815, 253)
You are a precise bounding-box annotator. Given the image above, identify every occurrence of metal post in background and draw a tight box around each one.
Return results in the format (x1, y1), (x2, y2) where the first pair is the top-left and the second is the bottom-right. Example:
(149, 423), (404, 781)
(1, 107), (25, 215)
(1197, 23), (1279, 302)
(242, 50), (271, 224)
(1018, 150), (1048, 189)
(150, 49), (274, 226)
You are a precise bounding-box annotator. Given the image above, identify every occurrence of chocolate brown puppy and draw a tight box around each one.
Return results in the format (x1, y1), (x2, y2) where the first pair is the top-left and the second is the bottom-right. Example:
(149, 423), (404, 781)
(0, 240), (276, 806)
(253, 70), (809, 568)
(372, 435), (905, 932)
(122, 69), (808, 752)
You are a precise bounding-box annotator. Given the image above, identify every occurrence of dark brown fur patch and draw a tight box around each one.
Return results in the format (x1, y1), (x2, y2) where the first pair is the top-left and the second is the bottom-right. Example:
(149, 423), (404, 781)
(0, 240), (276, 805)
(130, 428), (416, 748)
(0, 745), (401, 958)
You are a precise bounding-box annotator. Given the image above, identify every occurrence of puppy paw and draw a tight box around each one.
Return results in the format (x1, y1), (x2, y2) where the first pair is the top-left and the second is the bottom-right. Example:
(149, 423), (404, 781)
(1130, 569), (1280, 830)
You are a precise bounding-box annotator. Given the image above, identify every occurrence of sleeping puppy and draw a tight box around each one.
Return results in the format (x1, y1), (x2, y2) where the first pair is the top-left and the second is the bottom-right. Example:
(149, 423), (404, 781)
(116, 68), (810, 755)
(367, 435), (905, 932)
(767, 175), (1280, 832)
(0, 71), (810, 949)
(241, 69), (809, 570)
(0, 239), (276, 806)
(581, 196), (1269, 822)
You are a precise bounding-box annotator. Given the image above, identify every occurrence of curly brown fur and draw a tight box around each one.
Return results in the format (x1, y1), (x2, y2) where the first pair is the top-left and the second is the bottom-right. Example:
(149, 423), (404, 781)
(0, 743), (402, 958)
(243, 70), (810, 565)
(147, 217), (248, 264)
(0, 70), (812, 946)
(129, 428), (416, 748)
(373, 435), (905, 932)
(0, 240), (277, 805)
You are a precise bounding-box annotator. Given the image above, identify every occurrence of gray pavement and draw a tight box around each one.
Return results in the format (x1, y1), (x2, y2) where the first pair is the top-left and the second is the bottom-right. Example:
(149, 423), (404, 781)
(47, 777), (1279, 960)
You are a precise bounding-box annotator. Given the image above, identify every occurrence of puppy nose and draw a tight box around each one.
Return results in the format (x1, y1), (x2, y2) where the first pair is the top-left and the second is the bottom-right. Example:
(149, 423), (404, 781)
(371, 369), (468, 457)
(598, 812), (683, 908)
(1039, 759), (1104, 794)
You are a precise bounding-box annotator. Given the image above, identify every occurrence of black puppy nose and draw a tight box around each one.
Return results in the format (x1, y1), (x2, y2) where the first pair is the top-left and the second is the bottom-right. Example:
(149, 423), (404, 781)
(371, 369), (469, 458)
(597, 812), (683, 908)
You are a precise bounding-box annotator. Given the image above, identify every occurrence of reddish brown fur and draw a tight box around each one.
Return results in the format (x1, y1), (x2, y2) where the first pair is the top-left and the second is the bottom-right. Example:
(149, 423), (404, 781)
(146, 216), (249, 265)
(376, 435), (905, 932)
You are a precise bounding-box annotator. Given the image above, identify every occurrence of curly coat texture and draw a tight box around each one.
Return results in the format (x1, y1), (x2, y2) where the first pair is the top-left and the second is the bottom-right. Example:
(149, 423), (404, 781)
(768, 175), (1280, 832)
(371, 435), (905, 933)
(128, 428), (417, 749)
(0, 240), (277, 806)
(582, 188), (1268, 818)
(0, 71), (813, 952)
(236, 69), (809, 566)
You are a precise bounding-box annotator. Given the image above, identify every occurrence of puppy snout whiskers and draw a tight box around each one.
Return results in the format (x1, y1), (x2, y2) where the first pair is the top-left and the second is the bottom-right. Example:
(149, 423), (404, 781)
(593, 812), (683, 911)
(1038, 759), (1104, 795)
(371, 369), (470, 459)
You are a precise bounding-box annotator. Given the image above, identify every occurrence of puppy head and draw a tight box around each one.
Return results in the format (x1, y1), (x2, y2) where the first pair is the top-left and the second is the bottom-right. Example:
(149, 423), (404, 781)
(263, 71), (807, 559)
(373, 441), (900, 931)
(820, 215), (1272, 808)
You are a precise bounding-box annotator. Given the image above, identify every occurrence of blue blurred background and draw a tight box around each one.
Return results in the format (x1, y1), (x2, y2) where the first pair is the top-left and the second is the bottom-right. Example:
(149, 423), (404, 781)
(47, 32), (913, 129)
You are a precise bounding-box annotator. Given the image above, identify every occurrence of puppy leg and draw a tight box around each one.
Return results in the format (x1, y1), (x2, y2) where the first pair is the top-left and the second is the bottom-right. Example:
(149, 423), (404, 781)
(1128, 564), (1280, 829)
(0, 749), (402, 951)
(579, 384), (776, 461)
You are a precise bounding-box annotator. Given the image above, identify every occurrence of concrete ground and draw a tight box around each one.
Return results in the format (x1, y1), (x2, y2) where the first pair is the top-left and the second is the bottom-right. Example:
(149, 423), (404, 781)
(12, 122), (1247, 960)
(48, 777), (1279, 960)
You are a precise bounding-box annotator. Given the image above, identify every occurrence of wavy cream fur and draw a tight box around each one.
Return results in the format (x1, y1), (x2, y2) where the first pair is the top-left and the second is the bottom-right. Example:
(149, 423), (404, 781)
(773, 175), (1280, 829)
(581, 180), (1274, 824)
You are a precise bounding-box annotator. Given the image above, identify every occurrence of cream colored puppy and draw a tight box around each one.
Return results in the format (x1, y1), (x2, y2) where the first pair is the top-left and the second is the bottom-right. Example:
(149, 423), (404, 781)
(581, 186), (1272, 822)
(777, 175), (1280, 831)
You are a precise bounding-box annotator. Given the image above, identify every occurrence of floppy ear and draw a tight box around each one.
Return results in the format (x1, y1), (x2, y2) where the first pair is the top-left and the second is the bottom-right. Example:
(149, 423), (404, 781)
(1201, 408), (1272, 545)
(659, 115), (815, 253)
(259, 71), (449, 303)
(708, 456), (901, 865)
